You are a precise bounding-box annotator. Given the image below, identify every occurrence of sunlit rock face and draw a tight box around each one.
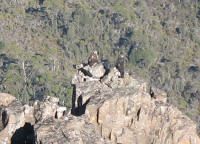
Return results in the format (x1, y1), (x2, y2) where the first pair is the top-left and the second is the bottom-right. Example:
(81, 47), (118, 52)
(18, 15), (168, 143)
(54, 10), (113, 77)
(0, 62), (200, 144)
(70, 63), (200, 144)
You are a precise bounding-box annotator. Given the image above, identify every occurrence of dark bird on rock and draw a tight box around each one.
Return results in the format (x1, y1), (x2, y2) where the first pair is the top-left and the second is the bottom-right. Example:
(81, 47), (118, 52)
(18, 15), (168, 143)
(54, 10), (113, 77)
(88, 51), (99, 67)
(116, 54), (125, 78)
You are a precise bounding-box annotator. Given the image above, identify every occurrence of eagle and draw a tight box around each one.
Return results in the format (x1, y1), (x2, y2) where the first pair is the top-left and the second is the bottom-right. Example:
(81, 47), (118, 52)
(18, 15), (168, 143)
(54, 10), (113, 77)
(88, 51), (99, 67)
(116, 54), (125, 78)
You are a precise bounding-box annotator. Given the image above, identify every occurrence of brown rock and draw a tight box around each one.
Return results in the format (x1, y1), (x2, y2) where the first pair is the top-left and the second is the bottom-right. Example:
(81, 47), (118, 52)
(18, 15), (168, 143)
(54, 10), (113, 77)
(0, 95), (68, 144)
(34, 116), (105, 144)
(71, 65), (200, 144)
(0, 93), (16, 106)
(0, 100), (26, 143)
(88, 63), (106, 79)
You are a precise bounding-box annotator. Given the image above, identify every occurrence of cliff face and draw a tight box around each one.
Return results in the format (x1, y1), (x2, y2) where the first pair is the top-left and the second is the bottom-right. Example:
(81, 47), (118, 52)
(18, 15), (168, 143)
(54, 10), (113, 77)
(0, 63), (200, 144)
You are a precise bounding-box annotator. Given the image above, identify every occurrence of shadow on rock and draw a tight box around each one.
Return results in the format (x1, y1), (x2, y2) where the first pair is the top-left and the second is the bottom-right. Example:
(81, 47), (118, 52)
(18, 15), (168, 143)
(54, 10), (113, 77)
(11, 122), (35, 144)
(71, 94), (90, 116)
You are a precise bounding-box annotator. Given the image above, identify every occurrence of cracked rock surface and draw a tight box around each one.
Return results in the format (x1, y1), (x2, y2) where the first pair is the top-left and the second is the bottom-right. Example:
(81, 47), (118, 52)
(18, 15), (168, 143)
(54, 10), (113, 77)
(0, 63), (200, 144)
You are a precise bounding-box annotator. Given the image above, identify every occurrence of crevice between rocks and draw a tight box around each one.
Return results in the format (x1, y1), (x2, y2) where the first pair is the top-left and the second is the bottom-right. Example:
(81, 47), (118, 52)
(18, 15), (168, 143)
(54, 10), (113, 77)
(0, 109), (9, 131)
(137, 107), (141, 121)
(11, 122), (35, 144)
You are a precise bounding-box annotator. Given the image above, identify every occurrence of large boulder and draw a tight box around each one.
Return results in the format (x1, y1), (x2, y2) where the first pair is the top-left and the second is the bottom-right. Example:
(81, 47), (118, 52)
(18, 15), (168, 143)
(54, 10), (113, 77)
(72, 62), (106, 84)
(0, 93), (16, 106)
(0, 99), (28, 144)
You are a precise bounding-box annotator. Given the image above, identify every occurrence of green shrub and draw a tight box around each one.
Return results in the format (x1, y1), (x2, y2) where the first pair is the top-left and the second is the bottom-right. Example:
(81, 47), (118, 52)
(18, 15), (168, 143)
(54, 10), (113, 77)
(129, 48), (157, 68)
(0, 41), (4, 49)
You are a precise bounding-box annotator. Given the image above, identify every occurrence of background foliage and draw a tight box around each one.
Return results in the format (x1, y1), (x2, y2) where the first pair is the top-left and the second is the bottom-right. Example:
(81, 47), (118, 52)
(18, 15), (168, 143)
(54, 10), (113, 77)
(0, 0), (200, 132)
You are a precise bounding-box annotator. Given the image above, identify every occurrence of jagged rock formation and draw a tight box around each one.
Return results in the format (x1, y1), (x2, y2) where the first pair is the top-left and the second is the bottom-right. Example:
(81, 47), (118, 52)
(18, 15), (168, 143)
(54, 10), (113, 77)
(71, 63), (200, 144)
(0, 93), (31, 144)
(0, 62), (200, 144)
(0, 94), (68, 144)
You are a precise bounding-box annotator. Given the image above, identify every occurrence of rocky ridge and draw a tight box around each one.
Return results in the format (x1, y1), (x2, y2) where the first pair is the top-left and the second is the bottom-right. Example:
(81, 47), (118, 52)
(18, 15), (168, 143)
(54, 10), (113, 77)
(0, 62), (200, 144)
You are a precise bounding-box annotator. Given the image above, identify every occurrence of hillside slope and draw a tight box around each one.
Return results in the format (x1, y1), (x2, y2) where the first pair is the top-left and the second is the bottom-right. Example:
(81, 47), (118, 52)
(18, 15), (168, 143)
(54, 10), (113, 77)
(0, 0), (200, 133)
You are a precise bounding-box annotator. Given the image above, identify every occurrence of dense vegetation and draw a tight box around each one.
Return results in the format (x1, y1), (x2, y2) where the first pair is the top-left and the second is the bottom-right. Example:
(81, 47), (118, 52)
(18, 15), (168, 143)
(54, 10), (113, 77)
(0, 0), (200, 132)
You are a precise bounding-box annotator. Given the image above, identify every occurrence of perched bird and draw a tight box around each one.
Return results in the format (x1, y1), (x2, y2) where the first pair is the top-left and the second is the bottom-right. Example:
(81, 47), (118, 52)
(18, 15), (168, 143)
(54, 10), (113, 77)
(116, 54), (125, 78)
(88, 51), (99, 67)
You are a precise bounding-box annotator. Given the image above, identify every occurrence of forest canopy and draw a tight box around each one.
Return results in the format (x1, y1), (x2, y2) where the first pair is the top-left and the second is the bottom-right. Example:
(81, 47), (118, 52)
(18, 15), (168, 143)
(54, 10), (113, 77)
(0, 0), (200, 132)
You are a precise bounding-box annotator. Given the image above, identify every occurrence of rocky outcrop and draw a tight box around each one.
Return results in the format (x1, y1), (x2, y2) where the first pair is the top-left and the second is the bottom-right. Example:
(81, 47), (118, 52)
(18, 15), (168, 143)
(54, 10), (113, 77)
(70, 63), (200, 144)
(0, 62), (200, 144)
(0, 94), (27, 144)
(0, 94), (68, 144)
